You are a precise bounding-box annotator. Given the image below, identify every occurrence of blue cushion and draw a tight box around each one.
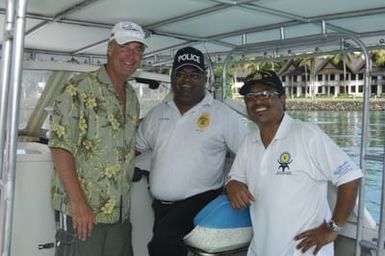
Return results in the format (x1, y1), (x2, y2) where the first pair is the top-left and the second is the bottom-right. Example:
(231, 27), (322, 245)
(193, 194), (252, 228)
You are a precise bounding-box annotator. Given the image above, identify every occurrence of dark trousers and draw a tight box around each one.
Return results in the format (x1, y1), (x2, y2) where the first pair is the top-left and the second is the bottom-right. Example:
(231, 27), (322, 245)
(148, 188), (222, 256)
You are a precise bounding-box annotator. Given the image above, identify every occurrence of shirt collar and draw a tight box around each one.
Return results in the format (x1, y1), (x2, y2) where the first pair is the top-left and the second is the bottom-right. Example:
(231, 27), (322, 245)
(165, 90), (214, 108)
(255, 113), (293, 143)
(199, 91), (214, 106)
(97, 65), (131, 90)
(274, 113), (293, 140)
(98, 65), (111, 85)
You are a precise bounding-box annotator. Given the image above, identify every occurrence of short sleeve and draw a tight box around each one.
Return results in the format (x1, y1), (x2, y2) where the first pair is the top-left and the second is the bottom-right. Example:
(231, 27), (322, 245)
(222, 105), (251, 154)
(48, 82), (80, 154)
(308, 126), (363, 186)
(226, 137), (250, 185)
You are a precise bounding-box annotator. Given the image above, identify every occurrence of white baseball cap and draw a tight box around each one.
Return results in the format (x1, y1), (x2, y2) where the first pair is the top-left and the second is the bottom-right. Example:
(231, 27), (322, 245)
(109, 21), (148, 47)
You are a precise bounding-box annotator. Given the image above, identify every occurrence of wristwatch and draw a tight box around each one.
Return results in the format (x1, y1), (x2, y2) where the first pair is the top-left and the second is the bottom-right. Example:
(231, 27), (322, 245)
(327, 219), (343, 232)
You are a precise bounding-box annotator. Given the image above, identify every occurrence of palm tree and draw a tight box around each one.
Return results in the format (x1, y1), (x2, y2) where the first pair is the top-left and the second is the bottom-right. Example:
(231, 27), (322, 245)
(219, 56), (285, 98)
(329, 52), (354, 95)
(298, 57), (317, 98)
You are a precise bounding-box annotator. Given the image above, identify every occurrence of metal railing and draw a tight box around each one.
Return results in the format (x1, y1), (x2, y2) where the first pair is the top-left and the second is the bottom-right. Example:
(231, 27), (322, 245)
(0, 1), (28, 256)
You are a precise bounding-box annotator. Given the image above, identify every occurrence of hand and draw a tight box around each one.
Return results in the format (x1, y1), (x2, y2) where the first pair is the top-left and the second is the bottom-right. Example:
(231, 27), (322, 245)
(225, 180), (255, 209)
(50, 149), (96, 240)
(70, 198), (96, 241)
(294, 222), (338, 255)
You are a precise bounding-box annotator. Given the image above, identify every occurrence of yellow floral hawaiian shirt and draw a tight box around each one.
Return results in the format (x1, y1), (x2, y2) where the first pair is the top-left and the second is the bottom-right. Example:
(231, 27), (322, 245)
(49, 66), (139, 223)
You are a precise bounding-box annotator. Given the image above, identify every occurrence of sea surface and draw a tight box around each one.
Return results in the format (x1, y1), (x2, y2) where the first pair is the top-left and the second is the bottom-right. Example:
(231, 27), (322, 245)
(288, 110), (385, 224)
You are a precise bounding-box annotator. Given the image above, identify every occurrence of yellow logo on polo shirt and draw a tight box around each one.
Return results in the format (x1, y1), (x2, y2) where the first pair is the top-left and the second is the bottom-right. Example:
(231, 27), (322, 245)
(196, 113), (211, 130)
(276, 152), (293, 175)
(280, 152), (291, 162)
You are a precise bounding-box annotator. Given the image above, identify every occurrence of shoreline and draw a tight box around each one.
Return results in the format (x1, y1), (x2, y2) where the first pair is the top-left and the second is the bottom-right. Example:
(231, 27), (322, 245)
(285, 98), (385, 111)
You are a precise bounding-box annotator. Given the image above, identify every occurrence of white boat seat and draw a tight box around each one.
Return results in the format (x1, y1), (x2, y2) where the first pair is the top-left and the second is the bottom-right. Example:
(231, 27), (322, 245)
(184, 195), (252, 255)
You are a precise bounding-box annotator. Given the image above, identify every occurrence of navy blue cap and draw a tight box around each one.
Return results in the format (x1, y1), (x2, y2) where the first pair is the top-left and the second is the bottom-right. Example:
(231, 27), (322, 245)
(172, 47), (205, 71)
(239, 70), (284, 95)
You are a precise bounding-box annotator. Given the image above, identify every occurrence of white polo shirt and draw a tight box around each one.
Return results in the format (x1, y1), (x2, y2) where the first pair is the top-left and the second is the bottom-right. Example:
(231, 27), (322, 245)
(136, 93), (250, 201)
(228, 114), (363, 256)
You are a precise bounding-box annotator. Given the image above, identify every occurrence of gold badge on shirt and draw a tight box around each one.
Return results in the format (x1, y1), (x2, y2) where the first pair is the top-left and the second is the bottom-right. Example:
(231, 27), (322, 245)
(196, 113), (211, 130)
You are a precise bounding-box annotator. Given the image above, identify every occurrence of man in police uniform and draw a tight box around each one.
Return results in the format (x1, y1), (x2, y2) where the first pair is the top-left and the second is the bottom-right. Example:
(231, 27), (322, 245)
(136, 46), (250, 256)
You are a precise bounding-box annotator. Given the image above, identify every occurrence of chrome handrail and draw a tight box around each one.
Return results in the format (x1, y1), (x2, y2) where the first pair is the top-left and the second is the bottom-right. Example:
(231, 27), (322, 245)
(0, 1), (28, 256)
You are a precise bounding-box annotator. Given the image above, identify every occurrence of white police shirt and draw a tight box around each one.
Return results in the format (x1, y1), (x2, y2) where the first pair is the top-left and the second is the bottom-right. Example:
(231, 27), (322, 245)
(227, 114), (363, 256)
(136, 93), (249, 201)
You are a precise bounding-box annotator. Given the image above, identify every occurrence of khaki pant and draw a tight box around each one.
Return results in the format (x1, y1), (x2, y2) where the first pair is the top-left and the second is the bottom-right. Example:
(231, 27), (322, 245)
(55, 214), (133, 256)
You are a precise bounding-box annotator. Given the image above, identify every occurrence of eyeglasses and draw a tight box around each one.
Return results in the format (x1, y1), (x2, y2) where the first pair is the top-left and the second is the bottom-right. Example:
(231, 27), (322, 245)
(244, 90), (280, 101)
(174, 71), (202, 80)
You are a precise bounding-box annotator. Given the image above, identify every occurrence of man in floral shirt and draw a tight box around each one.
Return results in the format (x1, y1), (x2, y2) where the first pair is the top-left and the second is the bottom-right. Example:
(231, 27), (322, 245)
(49, 21), (146, 256)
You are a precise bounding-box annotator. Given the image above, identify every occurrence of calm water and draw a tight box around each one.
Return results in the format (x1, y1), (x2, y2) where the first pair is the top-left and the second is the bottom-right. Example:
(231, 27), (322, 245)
(288, 110), (385, 224)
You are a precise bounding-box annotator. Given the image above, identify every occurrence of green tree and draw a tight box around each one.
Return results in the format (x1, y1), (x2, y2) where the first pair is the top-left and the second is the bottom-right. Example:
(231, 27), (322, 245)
(372, 49), (385, 66)
(213, 65), (233, 98)
(215, 56), (285, 99)
(329, 52), (354, 94)
(298, 57), (317, 98)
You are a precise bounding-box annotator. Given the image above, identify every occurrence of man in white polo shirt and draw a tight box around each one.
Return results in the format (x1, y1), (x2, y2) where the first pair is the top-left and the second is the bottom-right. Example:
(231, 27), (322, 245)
(225, 70), (363, 256)
(136, 46), (249, 256)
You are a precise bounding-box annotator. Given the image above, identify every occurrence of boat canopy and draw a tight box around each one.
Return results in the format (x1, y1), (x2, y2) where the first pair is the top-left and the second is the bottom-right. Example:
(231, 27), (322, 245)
(0, 0), (384, 68)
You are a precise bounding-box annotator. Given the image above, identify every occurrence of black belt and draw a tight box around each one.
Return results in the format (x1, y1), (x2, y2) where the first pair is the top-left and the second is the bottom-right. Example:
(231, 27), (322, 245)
(154, 187), (223, 206)
(158, 200), (175, 205)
